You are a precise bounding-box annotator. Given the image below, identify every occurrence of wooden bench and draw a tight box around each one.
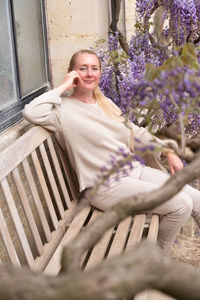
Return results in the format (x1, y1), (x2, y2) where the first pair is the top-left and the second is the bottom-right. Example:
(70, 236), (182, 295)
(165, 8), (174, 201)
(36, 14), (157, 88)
(0, 125), (159, 299)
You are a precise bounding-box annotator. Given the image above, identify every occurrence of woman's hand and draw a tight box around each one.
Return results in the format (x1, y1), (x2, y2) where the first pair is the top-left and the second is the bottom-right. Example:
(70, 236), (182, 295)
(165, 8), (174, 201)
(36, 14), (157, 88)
(165, 152), (184, 175)
(56, 71), (80, 96)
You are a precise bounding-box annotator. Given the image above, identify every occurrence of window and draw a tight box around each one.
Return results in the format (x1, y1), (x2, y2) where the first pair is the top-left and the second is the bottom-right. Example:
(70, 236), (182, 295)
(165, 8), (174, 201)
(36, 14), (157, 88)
(0, 0), (50, 132)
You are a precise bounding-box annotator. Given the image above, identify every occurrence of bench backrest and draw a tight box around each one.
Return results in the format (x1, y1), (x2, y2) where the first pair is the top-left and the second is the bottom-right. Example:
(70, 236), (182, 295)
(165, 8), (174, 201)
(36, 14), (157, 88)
(0, 126), (76, 271)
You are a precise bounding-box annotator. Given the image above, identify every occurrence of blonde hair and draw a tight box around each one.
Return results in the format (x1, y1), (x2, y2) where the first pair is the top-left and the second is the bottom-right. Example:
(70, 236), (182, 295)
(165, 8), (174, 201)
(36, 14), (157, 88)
(69, 49), (101, 72)
(93, 86), (124, 122)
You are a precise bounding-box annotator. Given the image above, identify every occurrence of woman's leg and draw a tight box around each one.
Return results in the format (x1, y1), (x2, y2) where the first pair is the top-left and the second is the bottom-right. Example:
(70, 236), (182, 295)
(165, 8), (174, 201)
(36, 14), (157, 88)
(89, 169), (193, 253)
(139, 166), (200, 228)
(139, 167), (194, 252)
(183, 185), (200, 228)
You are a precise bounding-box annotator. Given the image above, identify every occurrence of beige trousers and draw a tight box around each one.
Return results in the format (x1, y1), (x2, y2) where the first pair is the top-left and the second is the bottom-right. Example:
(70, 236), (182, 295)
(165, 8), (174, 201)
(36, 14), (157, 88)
(89, 166), (200, 253)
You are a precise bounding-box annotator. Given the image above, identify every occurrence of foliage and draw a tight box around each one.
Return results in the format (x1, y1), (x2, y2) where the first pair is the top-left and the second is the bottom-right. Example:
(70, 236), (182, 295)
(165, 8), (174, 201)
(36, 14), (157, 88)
(92, 0), (200, 141)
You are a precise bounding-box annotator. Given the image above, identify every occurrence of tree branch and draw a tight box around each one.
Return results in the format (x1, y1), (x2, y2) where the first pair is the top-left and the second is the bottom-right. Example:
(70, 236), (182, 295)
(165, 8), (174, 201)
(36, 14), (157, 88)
(110, 0), (129, 54)
(117, 28), (129, 54)
(2, 242), (200, 300)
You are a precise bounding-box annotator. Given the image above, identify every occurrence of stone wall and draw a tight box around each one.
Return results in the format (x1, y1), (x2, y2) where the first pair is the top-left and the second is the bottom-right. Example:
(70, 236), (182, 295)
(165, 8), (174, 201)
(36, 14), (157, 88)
(125, 0), (137, 41)
(46, 0), (111, 88)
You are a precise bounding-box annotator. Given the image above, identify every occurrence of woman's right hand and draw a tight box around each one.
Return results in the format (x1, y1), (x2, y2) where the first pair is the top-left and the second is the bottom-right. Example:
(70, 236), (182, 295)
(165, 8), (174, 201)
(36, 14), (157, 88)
(56, 71), (80, 96)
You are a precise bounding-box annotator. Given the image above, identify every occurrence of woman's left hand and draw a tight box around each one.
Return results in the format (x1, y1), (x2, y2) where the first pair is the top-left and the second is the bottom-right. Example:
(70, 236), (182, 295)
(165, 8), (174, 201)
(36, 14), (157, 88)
(166, 152), (184, 175)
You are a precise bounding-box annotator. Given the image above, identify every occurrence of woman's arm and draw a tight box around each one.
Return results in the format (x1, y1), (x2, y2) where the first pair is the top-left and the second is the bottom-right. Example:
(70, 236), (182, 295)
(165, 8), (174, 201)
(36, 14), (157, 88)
(132, 123), (177, 149)
(132, 123), (183, 174)
(22, 71), (80, 131)
(22, 89), (62, 131)
(56, 71), (80, 96)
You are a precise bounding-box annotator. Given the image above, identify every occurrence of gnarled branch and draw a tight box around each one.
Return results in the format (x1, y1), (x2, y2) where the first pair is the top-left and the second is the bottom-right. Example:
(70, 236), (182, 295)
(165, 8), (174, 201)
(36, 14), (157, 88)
(1, 242), (200, 300)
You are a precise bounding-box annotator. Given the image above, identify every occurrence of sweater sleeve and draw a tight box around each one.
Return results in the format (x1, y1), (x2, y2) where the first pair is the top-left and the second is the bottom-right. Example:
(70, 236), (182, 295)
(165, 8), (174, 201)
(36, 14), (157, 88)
(132, 123), (178, 155)
(22, 88), (62, 132)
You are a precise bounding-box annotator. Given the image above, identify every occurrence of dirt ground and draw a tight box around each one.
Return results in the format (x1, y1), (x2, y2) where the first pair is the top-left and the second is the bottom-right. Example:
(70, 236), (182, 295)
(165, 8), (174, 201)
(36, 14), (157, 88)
(170, 217), (200, 266)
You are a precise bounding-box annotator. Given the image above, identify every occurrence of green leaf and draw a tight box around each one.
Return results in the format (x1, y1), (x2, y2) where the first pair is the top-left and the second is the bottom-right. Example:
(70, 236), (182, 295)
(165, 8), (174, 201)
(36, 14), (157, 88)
(160, 56), (183, 71)
(144, 64), (160, 81)
(180, 43), (200, 70)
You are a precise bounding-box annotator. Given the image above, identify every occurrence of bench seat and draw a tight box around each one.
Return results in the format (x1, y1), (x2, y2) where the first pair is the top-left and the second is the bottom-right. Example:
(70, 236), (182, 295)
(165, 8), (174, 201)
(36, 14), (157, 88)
(44, 207), (159, 275)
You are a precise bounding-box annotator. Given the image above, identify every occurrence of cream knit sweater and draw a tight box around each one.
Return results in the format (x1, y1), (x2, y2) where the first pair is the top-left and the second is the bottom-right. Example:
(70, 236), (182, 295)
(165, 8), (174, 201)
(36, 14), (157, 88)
(23, 89), (172, 191)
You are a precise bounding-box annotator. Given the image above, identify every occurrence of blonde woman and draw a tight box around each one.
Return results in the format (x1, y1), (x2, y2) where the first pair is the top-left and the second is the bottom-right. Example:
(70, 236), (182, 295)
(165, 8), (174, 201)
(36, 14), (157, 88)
(23, 49), (200, 253)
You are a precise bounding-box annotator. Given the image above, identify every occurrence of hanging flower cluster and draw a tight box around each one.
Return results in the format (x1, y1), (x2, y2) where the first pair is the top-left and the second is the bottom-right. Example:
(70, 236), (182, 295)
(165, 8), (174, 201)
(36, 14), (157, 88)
(136, 0), (158, 20)
(170, 0), (198, 45)
(136, 0), (199, 46)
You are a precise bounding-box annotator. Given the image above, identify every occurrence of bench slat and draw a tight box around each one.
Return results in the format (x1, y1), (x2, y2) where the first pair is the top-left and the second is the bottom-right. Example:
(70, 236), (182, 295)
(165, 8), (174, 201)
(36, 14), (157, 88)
(22, 158), (52, 242)
(39, 143), (65, 219)
(80, 209), (103, 267)
(83, 214), (131, 269)
(12, 167), (44, 256)
(147, 214), (159, 242)
(47, 136), (71, 208)
(57, 146), (79, 202)
(32, 211), (71, 272)
(107, 216), (132, 258)
(84, 226), (114, 270)
(0, 208), (20, 266)
(126, 214), (146, 250)
(44, 206), (91, 276)
(64, 206), (92, 241)
(1, 178), (34, 267)
(0, 126), (50, 181)
(31, 150), (59, 230)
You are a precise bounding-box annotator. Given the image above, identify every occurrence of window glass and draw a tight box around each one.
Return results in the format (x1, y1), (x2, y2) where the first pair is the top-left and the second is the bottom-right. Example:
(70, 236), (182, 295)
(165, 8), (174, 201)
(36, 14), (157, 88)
(0, 1), (17, 110)
(12, 0), (48, 96)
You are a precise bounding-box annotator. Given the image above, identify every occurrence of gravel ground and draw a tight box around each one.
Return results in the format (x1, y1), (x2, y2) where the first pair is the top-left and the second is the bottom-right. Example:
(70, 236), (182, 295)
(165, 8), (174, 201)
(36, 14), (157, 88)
(170, 217), (200, 266)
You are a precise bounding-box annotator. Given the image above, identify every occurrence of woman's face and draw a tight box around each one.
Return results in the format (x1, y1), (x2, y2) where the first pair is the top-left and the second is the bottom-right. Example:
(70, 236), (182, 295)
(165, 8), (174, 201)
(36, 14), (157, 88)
(73, 53), (101, 91)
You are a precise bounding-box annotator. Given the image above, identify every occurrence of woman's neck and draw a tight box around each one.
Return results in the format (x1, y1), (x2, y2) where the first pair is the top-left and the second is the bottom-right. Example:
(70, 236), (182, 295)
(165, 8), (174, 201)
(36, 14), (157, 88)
(71, 89), (96, 104)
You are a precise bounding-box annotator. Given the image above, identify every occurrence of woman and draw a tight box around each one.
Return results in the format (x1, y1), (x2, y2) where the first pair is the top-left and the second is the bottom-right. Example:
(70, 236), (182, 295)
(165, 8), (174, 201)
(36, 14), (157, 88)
(23, 49), (200, 253)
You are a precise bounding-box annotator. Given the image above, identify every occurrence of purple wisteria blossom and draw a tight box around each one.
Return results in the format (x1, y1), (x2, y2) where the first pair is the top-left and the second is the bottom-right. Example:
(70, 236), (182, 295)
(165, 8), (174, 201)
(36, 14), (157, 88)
(170, 0), (197, 45)
(117, 62), (200, 132)
(95, 145), (151, 187)
(99, 65), (115, 99)
(108, 32), (120, 51)
(185, 114), (200, 137)
(136, 0), (158, 20)
(129, 32), (164, 66)
(136, 0), (199, 46)
(194, 0), (200, 19)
